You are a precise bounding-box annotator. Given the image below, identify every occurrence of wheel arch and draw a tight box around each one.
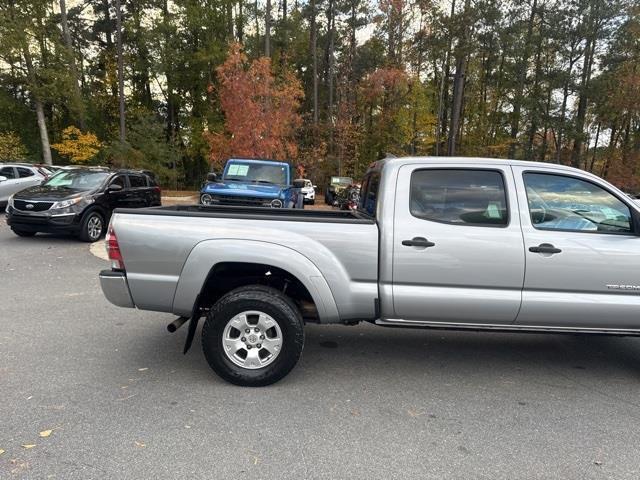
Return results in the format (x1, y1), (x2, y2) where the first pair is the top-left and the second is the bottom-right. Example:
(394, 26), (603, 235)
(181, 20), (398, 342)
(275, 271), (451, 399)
(172, 239), (340, 323)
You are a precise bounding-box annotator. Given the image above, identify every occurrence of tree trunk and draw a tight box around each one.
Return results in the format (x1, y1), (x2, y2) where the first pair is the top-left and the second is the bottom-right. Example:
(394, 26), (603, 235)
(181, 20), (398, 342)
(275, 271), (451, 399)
(526, 20), (545, 160)
(59, 0), (86, 130)
(447, 0), (470, 156)
(310, 0), (318, 125)
(22, 47), (52, 165)
(265, 0), (271, 56)
(435, 0), (456, 156)
(35, 101), (53, 165)
(588, 122), (600, 172)
(571, 3), (599, 168)
(509, 0), (537, 159)
(237, 0), (244, 42)
(115, 0), (126, 142)
(327, 0), (335, 121)
(571, 35), (596, 167)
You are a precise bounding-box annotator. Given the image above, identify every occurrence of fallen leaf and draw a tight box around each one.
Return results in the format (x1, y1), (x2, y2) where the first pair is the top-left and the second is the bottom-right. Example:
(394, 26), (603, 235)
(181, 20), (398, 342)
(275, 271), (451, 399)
(21, 444), (36, 449)
(0, 449), (5, 455)
(138, 368), (148, 372)
(134, 441), (145, 448)
(39, 430), (52, 438)
(594, 460), (603, 466)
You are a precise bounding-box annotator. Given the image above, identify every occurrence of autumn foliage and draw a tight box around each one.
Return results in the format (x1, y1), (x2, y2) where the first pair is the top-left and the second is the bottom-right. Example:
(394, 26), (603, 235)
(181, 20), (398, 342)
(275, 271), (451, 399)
(52, 126), (101, 163)
(207, 44), (304, 168)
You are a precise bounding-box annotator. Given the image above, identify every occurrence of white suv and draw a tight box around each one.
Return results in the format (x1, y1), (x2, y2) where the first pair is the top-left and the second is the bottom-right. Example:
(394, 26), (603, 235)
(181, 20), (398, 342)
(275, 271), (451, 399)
(301, 179), (316, 205)
(0, 163), (50, 207)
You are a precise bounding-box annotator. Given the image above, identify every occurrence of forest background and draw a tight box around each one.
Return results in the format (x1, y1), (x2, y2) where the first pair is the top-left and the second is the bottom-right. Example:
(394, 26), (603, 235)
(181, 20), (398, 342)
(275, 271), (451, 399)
(0, 0), (639, 190)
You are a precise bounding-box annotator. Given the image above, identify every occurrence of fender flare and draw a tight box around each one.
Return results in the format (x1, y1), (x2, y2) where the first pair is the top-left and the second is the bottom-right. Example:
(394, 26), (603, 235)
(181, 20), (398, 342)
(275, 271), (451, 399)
(172, 239), (340, 322)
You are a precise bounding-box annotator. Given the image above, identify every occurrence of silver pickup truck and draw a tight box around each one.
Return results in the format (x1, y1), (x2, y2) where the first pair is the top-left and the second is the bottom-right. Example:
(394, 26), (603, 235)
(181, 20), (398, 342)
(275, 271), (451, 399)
(100, 156), (640, 386)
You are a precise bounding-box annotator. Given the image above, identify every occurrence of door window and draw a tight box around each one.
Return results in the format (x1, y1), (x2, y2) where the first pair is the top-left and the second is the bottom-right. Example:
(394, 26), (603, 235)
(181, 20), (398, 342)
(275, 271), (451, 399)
(410, 169), (508, 226)
(110, 175), (126, 189)
(128, 175), (147, 188)
(17, 167), (35, 178)
(523, 173), (632, 234)
(0, 167), (16, 179)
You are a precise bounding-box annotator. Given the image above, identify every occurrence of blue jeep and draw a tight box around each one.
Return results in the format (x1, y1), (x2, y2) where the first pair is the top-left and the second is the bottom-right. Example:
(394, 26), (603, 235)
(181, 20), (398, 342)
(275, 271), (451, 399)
(200, 158), (303, 208)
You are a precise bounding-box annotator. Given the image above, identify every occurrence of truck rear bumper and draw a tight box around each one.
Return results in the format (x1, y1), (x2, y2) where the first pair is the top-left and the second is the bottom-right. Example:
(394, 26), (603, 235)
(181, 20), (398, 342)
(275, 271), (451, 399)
(99, 270), (135, 308)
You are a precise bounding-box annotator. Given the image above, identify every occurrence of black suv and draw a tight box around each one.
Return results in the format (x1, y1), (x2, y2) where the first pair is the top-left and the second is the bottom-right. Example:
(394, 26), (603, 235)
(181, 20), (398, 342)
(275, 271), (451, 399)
(5, 167), (161, 242)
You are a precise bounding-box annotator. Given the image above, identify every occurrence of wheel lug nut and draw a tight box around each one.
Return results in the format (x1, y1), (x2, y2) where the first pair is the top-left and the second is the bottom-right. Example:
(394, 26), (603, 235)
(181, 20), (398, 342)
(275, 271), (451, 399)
(241, 337), (246, 342)
(260, 335), (264, 339)
(254, 328), (260, 332)
(257, 344), (262, 348)
(245, 329), (250, 333)
(247, 345), (252, 349)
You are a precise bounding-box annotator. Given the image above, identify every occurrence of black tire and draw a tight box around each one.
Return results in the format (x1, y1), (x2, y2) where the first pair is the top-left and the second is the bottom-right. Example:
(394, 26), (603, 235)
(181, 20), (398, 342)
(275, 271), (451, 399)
(78, 210), (104, 242)
(309, 199), (315, 205)
(202, 285), (304, 387)
(11, 228), (36, 237)
(325, 192), (333, 205)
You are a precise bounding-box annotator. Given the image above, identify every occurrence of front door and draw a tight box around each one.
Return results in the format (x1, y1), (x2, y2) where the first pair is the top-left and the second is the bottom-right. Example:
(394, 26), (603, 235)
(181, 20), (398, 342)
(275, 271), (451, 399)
(513, 167), (640, 329)
(105, 175), (129, 209)
(392, 164), (525, 324)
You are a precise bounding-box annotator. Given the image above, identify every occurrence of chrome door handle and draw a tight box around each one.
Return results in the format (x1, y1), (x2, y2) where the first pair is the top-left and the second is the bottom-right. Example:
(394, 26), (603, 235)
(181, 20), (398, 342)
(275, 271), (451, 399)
(529, 243), (562, 254)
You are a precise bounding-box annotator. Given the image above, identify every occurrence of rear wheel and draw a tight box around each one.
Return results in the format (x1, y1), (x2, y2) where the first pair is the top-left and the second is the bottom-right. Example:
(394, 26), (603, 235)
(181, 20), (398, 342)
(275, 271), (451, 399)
(201, 285), (304, 387)
(78, 211), (104, 242)
(11, 228), (36, 237)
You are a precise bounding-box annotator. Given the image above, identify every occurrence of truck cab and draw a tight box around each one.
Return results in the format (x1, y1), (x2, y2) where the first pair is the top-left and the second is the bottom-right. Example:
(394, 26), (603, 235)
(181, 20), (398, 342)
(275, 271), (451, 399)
(200, 158), (302, 208)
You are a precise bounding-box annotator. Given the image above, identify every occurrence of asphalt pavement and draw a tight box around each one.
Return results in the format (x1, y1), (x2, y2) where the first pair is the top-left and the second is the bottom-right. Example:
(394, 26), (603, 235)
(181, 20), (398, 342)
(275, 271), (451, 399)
(2, 219), (640, 479)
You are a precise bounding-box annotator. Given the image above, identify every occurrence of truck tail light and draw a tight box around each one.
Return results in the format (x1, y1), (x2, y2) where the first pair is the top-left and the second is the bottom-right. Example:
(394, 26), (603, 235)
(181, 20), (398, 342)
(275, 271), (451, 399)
(153, 186), (161, 195)
(106, 225), (125, 271)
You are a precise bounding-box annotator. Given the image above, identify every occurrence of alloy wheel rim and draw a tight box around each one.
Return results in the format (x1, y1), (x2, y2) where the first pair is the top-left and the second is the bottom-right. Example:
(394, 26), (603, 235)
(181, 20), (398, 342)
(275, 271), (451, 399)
(88, 216), (102, 240)
(221, 311), (283, 369)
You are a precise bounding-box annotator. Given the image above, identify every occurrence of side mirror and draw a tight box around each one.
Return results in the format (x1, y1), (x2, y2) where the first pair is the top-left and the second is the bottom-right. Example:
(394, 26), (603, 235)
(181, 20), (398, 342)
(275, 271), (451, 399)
(206, 172), (218, 182)
(313, 185), (317, 190)
(0, 176), (6, 182)
(108, 183), (123, 192)
(292, 179), (306, 189)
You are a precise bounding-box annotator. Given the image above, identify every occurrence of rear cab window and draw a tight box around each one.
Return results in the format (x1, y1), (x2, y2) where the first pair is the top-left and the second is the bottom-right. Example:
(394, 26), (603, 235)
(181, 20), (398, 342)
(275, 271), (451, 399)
(358, 172), (381, 217)
(410, 169), (509, 227)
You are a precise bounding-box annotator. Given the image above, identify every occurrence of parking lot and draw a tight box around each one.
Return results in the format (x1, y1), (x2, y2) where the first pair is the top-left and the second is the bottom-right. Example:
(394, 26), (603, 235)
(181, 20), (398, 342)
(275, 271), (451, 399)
(2, 219), (640, 479)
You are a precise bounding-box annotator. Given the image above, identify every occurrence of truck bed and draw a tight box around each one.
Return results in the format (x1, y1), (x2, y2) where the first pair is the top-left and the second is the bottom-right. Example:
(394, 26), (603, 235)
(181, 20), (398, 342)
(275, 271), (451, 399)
(114, 205), (375, 224)
(109, 204), (379, 321)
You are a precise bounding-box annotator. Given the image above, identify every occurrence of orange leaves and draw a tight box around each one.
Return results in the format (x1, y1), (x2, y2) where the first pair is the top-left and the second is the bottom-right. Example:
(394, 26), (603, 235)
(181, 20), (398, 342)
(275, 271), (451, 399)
(207, 43), (304, 168)
(361, 68), (409, 103)
(51, 126), (102, 163)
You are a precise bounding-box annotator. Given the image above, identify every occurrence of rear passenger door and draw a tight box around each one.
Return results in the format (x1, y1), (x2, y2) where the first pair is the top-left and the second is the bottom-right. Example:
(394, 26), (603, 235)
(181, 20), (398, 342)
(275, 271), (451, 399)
(392, 164), (525, 324)
(126, 174), (149, 208)
(513, 167), (640, 329)
(16, 167), (43, 189)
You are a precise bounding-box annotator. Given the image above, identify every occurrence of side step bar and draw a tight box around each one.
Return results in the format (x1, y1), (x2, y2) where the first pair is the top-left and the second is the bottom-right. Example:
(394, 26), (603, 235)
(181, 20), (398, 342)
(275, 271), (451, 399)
(375, 318), (640, 336)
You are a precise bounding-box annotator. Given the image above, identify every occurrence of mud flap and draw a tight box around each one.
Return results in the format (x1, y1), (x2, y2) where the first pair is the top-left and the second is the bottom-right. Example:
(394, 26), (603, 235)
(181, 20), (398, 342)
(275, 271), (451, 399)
(183, 295), (202, 354)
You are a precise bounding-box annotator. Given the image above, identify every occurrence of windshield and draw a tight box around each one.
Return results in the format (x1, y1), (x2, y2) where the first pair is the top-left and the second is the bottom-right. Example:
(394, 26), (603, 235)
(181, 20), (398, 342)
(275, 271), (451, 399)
(223, 161), (289, 185)
(43, 170), (110, 190)
(331, 176), (353, 186)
